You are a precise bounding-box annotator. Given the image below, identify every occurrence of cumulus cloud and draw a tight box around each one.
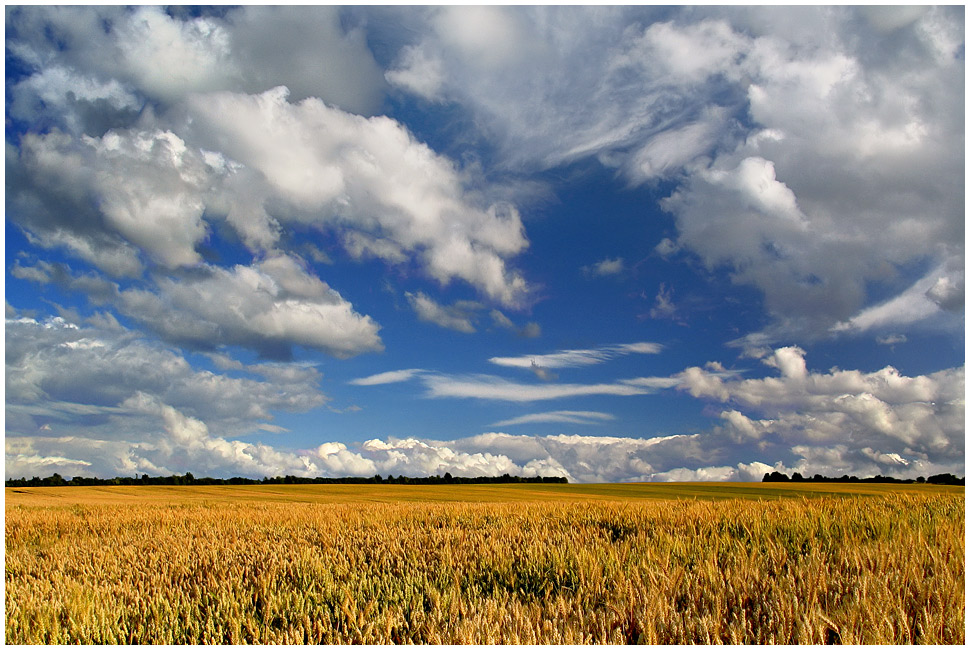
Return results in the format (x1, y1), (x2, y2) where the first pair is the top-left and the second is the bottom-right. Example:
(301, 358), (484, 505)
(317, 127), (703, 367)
(10, 85), (532, 308)
(7, 65), (142, 136)
(660, 8), (964, 341)
(185, 86), (531, 307)
(13, 128), (218, 270)
(13, 256), (383, 360)
(361, 437), (521, 478)
(121, 257), (383, 359)
(3, 312), (349, 479)
(386, 6), (964, 341)
(6, 5), (385, 117)
(833, 259), (965, 334)
(5, 313), (328, 436)
(582, 257), (624, 278)
(5, 413), (332, 481)
(285, 431), (706, 483)
(5, 7), (963, 484)
(448, 432), (707, 483)
(352, 346), (962, 480)
(8, 8), (540, 384)
(676, 346), (964, 477)
(7, 323), (963, 480)
(406, 291), (482, 334)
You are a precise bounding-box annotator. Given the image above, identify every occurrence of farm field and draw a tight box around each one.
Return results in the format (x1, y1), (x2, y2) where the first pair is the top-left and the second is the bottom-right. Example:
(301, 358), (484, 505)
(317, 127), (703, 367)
(4, 480), (959, 506)
(5, 483), (964, 644)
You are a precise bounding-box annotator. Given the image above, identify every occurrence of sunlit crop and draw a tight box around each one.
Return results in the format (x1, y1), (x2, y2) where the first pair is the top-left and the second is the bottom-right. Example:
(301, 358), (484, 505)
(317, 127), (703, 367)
(5, 486), (964, 644)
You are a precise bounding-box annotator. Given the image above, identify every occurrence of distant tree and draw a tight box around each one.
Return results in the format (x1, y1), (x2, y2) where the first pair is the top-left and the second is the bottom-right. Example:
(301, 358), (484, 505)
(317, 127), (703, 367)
(928, 473), (964, 486)
(44, 473), (67, 486)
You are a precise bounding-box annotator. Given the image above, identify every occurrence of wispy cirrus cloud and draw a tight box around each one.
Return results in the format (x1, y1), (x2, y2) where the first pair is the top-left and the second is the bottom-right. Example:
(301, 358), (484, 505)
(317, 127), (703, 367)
(489, 341), (662, 371)
(491, 410), (615, 427)
(349, 368), (425, 386)
(422, 374), (660, 402)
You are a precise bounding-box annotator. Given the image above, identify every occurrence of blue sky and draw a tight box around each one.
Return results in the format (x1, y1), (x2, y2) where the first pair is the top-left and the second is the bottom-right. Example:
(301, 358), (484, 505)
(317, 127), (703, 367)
(5, 5), (965, 482)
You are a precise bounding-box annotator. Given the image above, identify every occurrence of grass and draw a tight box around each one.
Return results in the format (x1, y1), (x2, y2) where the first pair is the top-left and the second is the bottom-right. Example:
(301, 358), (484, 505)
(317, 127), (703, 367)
(5, 483), (964, 644)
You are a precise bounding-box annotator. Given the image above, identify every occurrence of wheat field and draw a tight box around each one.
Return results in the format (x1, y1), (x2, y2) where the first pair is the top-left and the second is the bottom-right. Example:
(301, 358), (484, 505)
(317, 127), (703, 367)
(4, 484), (964, 644)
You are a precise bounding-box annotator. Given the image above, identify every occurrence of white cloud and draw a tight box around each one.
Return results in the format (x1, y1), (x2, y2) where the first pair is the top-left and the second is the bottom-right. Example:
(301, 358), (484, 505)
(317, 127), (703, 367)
(349, 432), (700, 483)
(519, 322), (542, 339)
(620, 376), (684, 390)
(115, 257), (383, 359)
(385, 43), (444, 101)
(626, 108), (728, 180)
(350, 369), (425, 386)
(833, 259), (965, 334)
(386, 6), (964, 341)
(112, 6), (236, 103)
(663, 8), (962, 341)
(8, 132), (144, 277)
(3, 312), (352, 480)
(8, 65), (141, 135)
(6, 6), (386, 117)
(185, 86), (530, 307)
(583, 257), (624, 278)
(362, 437), (521, 478)
(406, 291), (481, 334)
(7, 324), (963, 481)
(489, 342), (663, 372)
(677, 346), (964, 473)
(488, 309), (541, 338)
(5, 314), (329, 435)
(386, 7), (745, 173)
(649, 283), (678, 320)
(314, 442), (377, 477)
(87, 129), (216, 268)
(654, 237), (680, 258)
(216, 6), (387, 115)
(422, 374), (656, 402)
(648, 466), (737, 483)
(489, 309), (516, 331)
(491, 410), (615, 427)
(451, 432), (705, 483)
(877, 334), (907, 347)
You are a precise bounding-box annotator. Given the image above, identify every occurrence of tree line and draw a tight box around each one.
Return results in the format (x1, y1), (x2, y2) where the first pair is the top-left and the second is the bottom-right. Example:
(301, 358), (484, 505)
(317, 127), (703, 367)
(762, 471), (964, 486)
(5, 472), (569, 488)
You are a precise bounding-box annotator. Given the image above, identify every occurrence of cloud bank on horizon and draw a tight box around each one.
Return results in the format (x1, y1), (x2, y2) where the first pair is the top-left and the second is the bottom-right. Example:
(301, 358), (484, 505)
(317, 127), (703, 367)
(5, 6), (964, 482)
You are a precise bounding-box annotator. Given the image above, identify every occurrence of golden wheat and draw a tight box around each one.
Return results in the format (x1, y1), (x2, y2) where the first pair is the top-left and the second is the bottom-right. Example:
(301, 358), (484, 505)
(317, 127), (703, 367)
(5, 490), (964, 644)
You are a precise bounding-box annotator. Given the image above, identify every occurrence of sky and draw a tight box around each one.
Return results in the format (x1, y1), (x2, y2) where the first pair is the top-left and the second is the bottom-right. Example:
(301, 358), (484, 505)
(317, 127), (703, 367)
(4, 5), (965, 483)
